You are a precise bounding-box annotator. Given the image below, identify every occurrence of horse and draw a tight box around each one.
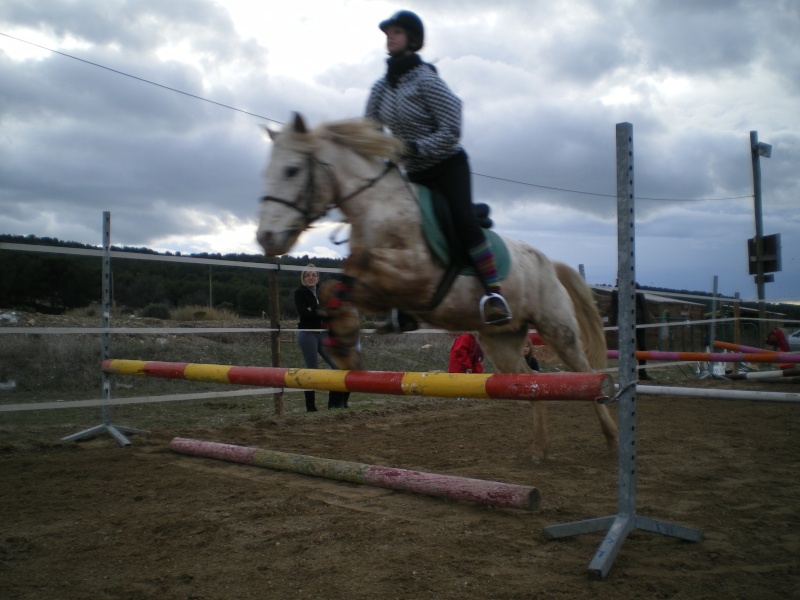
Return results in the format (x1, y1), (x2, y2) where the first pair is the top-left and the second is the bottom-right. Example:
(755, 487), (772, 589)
(256, 113), (617, 461)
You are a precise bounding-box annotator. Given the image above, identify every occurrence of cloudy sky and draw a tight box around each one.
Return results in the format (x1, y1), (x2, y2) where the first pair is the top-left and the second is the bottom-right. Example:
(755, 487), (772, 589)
(1, 0), (798, 302)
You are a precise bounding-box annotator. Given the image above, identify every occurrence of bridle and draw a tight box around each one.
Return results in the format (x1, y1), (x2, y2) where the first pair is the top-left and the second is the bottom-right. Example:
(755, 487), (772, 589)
(260, 153), (333, 227)
(260, 151), (396, 232)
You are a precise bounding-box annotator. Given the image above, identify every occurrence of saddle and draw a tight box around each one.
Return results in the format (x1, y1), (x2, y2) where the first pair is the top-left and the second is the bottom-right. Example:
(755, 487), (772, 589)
(414, 184), (510, 311)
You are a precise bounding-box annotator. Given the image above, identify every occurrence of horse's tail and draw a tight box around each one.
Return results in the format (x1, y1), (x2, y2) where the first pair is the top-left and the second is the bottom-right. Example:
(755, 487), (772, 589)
(553, 262), (607, 370)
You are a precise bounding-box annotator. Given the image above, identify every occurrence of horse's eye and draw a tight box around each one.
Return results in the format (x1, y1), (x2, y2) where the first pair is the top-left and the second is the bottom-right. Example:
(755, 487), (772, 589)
(284, 166), (300, 178)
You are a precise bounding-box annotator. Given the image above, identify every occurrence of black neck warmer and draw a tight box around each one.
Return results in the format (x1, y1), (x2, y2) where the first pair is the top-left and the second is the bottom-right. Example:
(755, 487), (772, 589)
(386, 53), (422, 88)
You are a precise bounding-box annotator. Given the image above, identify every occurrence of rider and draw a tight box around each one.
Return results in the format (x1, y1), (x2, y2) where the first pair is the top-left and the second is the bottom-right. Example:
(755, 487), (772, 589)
(365, 10), (512, 330)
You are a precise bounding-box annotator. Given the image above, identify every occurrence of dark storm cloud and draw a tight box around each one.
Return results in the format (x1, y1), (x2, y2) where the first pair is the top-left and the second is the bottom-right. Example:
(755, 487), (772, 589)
(1, 0), (798, 299)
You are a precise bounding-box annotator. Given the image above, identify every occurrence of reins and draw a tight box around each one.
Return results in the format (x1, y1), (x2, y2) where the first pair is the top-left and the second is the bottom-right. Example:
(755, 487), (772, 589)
(329, 161), (396, 246)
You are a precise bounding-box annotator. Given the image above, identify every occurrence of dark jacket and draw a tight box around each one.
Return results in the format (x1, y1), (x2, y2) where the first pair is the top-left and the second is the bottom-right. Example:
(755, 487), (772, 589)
(295, 286), (322, 329)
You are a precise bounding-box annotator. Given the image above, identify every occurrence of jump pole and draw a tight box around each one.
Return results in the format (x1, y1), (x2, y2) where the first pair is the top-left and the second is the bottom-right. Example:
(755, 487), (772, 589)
(170, 437), (541, 510)
(630, 383), (800, 403)
(607, 349), (800, 364)
(101, 360), (615, 402)
(713, 341), (777, 354)
(723, 369), (800, 381)
(713, 341), (796, 370)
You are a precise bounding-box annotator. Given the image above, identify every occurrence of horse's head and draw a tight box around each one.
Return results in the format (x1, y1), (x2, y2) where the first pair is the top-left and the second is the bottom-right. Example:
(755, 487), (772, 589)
(257, 113), (333, 256)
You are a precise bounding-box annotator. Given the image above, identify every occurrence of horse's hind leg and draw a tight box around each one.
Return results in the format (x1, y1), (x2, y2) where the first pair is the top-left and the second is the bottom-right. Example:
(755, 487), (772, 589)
(537, 319), (592, 373)
(593, 402), (618, 453)
(535, 310), (617, 453)
(529, 403), (549, 463)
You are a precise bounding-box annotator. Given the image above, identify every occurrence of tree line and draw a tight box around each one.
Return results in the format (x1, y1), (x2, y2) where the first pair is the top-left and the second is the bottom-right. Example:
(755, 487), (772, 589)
(0, 234), (343, 317)
(2, 234), (798, 322)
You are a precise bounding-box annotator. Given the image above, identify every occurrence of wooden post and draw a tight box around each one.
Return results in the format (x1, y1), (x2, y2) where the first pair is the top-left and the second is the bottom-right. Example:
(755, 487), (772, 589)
(267, 269), (284, 416)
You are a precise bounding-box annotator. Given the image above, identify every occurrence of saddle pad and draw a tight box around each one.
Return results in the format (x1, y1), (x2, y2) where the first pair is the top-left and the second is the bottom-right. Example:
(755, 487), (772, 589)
(416, 185), (510, 280)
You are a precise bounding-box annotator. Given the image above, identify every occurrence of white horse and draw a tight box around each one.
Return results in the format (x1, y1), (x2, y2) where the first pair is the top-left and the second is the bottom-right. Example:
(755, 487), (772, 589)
(257, 113), (617, 461)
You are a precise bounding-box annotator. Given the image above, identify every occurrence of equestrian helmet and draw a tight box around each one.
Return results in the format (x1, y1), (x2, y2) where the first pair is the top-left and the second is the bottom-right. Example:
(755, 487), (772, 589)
(379, 10), (424, 51)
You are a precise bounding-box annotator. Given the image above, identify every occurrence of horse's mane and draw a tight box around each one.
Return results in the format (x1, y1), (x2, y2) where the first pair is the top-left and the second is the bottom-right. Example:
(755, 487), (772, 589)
(317, 118), (405, 164)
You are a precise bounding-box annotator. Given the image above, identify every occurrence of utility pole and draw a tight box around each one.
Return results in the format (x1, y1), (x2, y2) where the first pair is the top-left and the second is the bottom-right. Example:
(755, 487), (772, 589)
(749, 130), (772, 344)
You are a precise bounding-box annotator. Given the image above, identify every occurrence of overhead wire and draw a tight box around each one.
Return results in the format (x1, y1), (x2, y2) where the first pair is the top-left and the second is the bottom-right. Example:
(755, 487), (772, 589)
(1, 31), (754, 203)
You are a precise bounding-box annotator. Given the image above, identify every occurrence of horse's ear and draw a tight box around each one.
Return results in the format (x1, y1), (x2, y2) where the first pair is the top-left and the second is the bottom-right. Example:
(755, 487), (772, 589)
(261, 124), (279, 142)
(292, 112), (308, 134)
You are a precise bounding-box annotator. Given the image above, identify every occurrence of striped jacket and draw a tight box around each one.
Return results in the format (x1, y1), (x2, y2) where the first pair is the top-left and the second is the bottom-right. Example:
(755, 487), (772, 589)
(365, 59), (463, 174)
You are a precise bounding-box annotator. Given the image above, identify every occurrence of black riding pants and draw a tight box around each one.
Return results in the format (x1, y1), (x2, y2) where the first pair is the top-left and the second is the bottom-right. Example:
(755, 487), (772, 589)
(408, 150), (485, 250)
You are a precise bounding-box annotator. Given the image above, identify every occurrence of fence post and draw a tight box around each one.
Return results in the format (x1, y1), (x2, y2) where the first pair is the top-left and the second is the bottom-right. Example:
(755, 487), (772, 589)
(62, 211), (148, 446)
(268, 269), (284, 416)
(542, 122), (702, 578)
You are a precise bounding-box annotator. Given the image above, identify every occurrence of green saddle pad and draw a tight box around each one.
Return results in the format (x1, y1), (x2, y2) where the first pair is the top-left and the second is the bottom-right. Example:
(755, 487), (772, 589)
(415, 184), (510, 280)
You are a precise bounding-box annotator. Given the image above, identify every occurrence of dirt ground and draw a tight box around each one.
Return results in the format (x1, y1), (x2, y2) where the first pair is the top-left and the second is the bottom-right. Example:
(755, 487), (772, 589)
(2, 377), (799, 600)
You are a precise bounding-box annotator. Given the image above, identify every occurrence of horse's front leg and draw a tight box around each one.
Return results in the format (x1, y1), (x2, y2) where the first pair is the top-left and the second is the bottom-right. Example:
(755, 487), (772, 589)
(478, 331), (550, 462)
(529, 403), (550, 463)
(318, 278), (366, 370)
(345, 246), (436, 311)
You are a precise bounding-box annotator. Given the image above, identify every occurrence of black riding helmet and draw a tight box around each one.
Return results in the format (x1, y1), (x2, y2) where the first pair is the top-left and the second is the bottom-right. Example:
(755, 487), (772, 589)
(379, 10), (424, 52)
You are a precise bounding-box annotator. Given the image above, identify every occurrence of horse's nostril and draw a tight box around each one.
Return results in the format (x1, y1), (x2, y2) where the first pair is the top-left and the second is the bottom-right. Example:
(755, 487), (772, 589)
(257, 230), (272, 249)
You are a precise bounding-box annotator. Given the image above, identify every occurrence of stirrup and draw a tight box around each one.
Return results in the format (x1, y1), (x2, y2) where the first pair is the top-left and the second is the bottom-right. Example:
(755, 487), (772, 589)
(480, 293), (512, 325)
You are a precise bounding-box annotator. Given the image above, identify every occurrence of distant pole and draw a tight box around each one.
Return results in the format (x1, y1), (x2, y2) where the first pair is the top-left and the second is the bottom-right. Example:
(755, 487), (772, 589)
(709, 275), (718, 351)
(733, 292), (741, 376)
(750, 130), (767, 343)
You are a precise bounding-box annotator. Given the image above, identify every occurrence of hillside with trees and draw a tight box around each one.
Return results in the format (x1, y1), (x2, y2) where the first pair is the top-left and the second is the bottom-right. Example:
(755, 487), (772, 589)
(0, 234), (343, 317)
(2, 234), (798, 321)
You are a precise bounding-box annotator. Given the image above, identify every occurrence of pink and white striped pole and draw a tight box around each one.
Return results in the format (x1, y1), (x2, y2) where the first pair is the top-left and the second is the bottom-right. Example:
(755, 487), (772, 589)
(170, 437), (541, 510)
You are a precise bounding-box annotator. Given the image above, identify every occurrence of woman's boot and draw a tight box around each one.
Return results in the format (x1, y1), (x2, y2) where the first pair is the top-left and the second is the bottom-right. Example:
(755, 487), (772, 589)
(468, 239), (512, 325)
(328, 391), (345, 409)
(304, 390), (318, 412)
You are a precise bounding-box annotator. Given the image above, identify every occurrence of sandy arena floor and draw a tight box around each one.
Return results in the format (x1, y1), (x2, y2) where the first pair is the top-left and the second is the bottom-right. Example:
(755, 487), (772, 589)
(2, 382), (799, 599)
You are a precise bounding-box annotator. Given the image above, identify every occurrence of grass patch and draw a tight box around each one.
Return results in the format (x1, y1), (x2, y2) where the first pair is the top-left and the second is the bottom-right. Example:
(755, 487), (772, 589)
(0, 326), (460, 446)
(0, 319), (706, 449)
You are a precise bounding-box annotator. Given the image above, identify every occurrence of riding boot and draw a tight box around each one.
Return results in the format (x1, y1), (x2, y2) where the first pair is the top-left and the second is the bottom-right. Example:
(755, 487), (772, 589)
(304, 390), (318, 412)
(468, 240), (512, 325)
(328, 391), (344, 409)
(375, 308), (419, 334)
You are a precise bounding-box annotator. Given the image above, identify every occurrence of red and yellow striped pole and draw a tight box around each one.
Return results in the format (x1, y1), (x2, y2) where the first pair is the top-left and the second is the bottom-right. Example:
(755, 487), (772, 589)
(102, 359), (614, 402)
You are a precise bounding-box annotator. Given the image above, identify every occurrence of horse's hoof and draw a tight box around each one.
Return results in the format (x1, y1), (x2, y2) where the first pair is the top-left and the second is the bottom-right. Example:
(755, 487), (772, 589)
(528, 447), (549, 464)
